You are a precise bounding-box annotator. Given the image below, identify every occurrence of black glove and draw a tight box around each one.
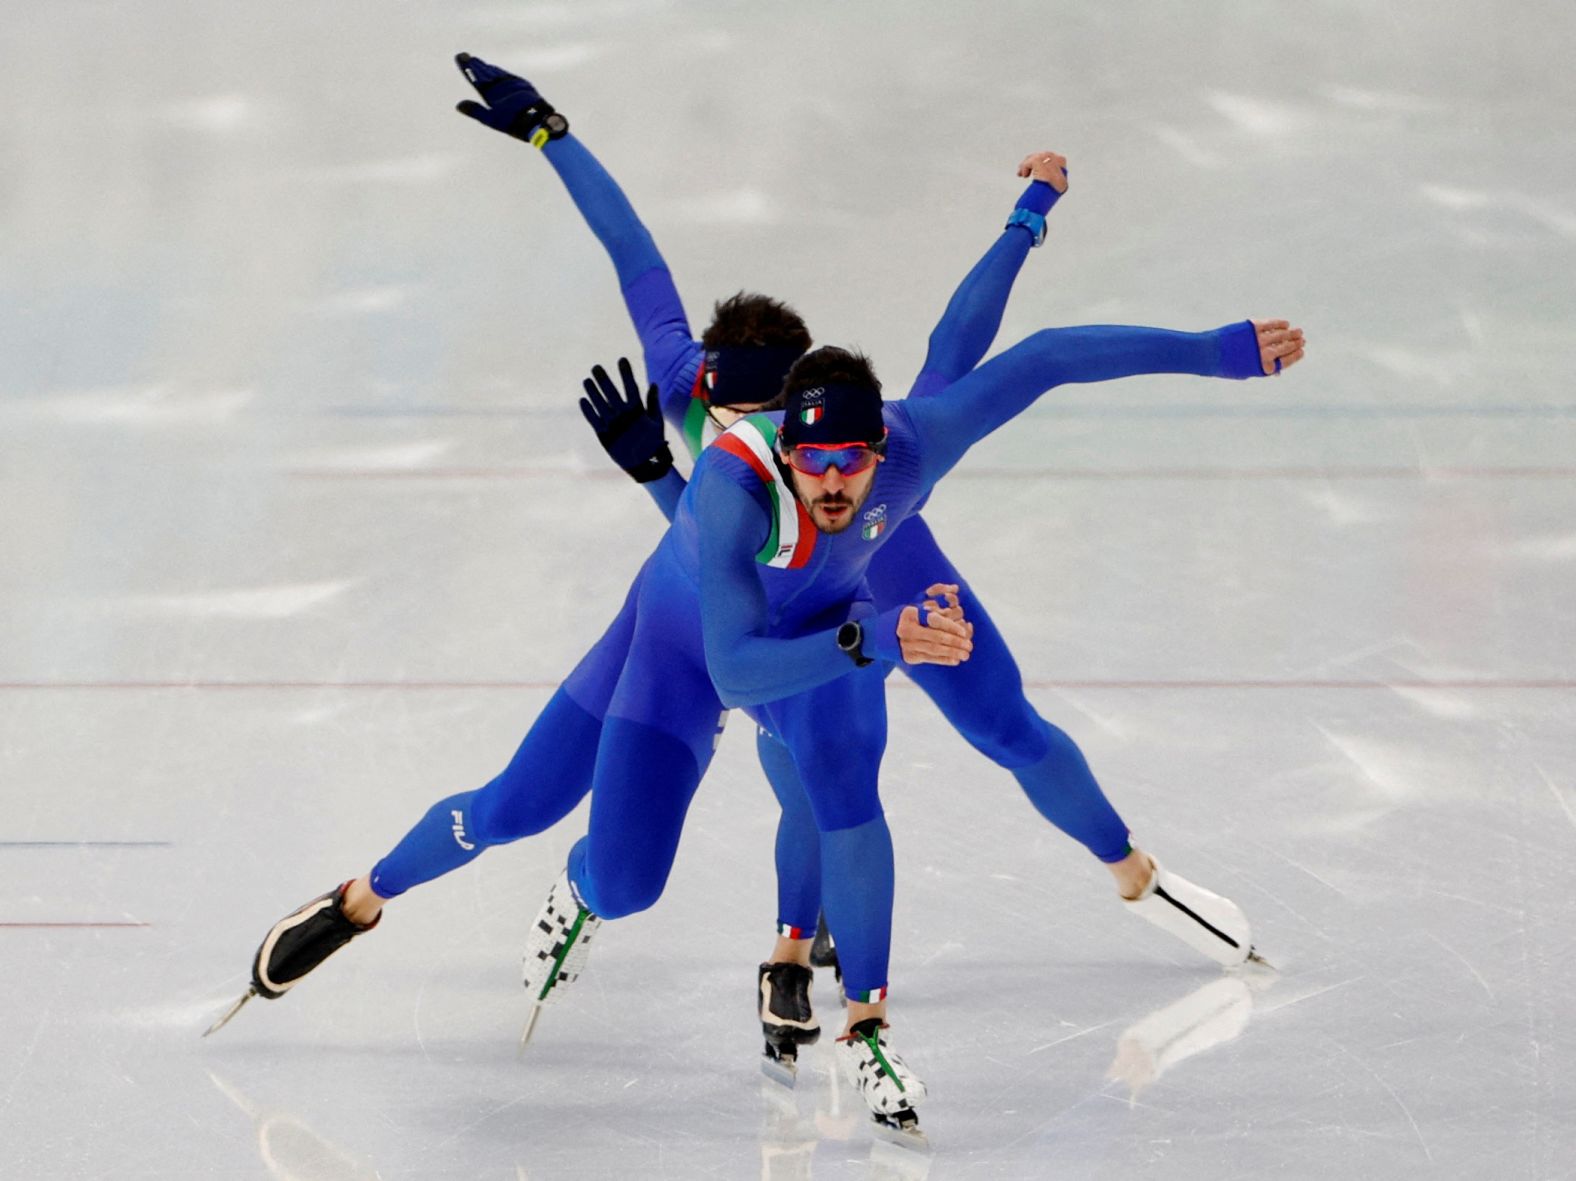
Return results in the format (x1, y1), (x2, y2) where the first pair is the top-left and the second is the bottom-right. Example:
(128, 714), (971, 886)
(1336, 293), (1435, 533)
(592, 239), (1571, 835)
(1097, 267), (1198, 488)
(580, 358), (674, 484)
(454, 52), (569, 146)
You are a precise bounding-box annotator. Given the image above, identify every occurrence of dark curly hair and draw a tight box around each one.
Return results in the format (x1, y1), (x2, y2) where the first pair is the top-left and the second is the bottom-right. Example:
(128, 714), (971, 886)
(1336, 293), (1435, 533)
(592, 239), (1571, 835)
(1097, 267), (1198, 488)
(701, 292), (813, 352)
(781, 346), (882, 400)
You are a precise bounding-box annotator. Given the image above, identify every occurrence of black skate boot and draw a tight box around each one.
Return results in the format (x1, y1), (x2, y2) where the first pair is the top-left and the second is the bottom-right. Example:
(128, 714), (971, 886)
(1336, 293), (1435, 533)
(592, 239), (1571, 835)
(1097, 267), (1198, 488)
(758, 961), (820, 1087)
(204, 882), (378, 1036)
(808, 914), (844, 1006)
(809, 913), (838, 969)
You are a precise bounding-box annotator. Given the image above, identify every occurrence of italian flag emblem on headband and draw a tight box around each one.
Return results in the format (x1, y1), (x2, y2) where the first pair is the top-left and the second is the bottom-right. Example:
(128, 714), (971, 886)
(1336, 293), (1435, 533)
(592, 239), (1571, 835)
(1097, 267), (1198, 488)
(800, 405), (823, 425)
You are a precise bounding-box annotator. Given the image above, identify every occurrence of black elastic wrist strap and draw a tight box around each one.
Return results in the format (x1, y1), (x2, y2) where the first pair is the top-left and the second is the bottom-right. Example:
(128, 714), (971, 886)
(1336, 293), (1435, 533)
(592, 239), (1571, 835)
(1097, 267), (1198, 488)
(507, 101), (568, 147)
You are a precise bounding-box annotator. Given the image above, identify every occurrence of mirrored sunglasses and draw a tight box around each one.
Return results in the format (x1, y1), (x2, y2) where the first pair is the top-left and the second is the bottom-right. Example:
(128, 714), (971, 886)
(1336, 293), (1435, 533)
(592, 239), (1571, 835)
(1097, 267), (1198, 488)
(785, 443), (882, 477)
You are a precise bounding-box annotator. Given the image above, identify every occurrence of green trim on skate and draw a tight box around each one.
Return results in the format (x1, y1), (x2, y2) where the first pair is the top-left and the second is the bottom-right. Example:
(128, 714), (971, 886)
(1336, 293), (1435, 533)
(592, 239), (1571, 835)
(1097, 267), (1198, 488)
(861, 1028), (907, 1094)
(538, 906), (590, 1002)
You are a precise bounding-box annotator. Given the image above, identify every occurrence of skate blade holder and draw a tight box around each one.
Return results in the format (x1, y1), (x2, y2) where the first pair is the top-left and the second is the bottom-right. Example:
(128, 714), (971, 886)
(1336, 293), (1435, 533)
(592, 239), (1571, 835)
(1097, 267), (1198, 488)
(870, 1106), (929, 1152)
(760, 1046), (799, 1089)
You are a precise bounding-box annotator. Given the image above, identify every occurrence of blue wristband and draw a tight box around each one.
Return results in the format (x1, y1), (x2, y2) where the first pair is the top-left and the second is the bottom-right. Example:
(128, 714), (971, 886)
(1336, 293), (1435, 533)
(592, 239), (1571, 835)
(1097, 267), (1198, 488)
(1005, 207), (1047, 247)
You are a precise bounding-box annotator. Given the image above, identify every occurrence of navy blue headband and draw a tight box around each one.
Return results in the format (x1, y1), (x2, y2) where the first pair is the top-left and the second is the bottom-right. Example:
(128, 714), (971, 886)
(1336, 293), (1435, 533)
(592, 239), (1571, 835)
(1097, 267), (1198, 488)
(779, 382), (885, 448)
(701, 345), (806, 407)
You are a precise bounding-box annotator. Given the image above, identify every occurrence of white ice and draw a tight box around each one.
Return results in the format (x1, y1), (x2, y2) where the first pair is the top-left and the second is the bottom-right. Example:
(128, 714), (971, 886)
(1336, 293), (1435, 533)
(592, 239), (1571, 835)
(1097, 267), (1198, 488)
(2, 2), (1574, 1178)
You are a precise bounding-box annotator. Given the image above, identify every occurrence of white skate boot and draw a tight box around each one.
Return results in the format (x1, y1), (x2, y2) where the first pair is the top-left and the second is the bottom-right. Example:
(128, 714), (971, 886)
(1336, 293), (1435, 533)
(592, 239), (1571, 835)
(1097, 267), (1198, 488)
(520, 869), (601, 1045)
(835, 1018), (928, 1147)
(1124, 857), (1259, 967)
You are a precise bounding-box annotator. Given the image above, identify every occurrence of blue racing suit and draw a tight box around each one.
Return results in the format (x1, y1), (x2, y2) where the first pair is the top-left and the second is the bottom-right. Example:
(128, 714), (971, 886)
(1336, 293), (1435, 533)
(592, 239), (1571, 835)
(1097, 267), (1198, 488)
(533, 133), (1136, 944)
(367, 302), (1269, 998)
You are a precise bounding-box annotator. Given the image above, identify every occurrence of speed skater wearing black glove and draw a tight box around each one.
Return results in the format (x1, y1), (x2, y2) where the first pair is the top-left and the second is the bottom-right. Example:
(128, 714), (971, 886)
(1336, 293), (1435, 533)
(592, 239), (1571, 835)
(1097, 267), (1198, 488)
(454, 52), (568, 147)
(579, 358), (675, 485)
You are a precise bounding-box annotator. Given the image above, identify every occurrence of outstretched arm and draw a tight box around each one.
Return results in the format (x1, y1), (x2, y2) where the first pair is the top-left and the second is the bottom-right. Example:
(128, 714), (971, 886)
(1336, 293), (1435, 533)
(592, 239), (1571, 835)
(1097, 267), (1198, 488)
(579, 359), (686, 522)
(908, 319), (1306, 487)
(455, 54), (700, 421)
(911, 152), (1068, 395)
(694, 466), (972, 707)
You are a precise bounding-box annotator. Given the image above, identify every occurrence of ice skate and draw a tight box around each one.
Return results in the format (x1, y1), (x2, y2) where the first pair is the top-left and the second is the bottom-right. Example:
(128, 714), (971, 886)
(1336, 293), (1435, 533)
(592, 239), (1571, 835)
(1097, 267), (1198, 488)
(810, 914), (838, 969)
(519, 869), (601, 1046)
(758, 962), (821, 1087)
(1124, 857), (1262, 967)
(835, 1018), (929, 1149)
(204, 882), (378, 1036)
(809, 914), (845, 1006)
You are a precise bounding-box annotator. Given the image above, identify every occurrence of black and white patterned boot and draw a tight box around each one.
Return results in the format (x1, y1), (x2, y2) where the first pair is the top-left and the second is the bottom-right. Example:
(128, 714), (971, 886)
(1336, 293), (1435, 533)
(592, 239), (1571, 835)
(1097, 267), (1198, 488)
(835, 1018), (928, 1145)
(520, 869), (601, 1044)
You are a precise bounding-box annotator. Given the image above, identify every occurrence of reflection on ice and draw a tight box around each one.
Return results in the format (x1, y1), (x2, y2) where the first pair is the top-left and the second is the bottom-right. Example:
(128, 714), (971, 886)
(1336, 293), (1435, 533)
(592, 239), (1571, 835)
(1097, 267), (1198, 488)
(1106, 970), (1275, 1103)
(24, 385), (255, 424)
(159, 95), (263, 135)
(286, 439), (454, 470)
(209, 1072), (379, 1181)
(1322, 86), (1443, 114)
(134, 581), (358, 620)
(1205, 91), (1305, 136)
(757, 1058), (932, 1181)
(308, 286), (419, 317)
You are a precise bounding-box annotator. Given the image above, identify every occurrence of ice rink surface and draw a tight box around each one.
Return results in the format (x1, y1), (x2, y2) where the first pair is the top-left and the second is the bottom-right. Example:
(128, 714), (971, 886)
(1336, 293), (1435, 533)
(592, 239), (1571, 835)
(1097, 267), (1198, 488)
(3, 1), (1575, 1177)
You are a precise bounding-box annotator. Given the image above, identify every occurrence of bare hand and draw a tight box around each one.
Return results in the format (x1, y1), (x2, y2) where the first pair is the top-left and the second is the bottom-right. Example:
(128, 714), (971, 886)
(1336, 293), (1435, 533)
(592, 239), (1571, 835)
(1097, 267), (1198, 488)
(897, 583), (974, 666)
(1253, 320), (1305, 375)
(1017, 151), (1069, 193)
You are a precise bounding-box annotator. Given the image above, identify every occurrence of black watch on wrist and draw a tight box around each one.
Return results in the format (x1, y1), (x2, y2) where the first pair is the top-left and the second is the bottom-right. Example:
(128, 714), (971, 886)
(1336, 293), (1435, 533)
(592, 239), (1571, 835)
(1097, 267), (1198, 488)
(836, 621), (874, 668)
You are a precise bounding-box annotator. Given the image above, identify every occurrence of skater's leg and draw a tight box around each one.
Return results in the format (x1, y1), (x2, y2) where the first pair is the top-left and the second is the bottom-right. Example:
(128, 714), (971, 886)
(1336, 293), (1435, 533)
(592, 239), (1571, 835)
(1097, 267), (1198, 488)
(869, 519), (1138, 881)
(341, 578), (645, 923)
(871, 521), (1255, 959)
(567, 715), (708, 918)
(768, 666), (890, 1034)
(565, 572), (725, 920)
(520, 714), (713, 1020)
(757, 724), (821, 966)
(356, 689), (603, 909)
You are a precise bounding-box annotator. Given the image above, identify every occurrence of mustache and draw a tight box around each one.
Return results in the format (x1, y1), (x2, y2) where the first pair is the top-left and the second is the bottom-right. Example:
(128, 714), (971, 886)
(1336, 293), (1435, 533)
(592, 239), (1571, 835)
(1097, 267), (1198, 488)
(814, 493), (852, 509)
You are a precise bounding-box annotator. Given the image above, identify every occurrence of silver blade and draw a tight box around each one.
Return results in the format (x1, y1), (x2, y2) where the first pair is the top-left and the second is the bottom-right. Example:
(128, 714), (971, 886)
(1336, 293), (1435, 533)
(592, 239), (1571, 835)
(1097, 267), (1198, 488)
(518, 1003), (544, 1051)
(202, 988), (257, 1038)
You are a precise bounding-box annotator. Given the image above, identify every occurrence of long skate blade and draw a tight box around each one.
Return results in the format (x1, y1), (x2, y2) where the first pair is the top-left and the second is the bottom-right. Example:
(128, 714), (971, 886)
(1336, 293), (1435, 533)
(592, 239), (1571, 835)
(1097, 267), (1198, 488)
(519, 1003), (544, 1050)
(202, 988), (257, 1038)
(871, 1109), (930, 1152)
(760, 1049), (798, 1089)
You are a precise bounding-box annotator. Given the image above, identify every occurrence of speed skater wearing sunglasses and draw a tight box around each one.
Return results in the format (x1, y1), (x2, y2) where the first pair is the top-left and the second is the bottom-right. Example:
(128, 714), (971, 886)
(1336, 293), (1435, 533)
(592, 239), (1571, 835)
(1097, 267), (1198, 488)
(783, 433), (890, 477)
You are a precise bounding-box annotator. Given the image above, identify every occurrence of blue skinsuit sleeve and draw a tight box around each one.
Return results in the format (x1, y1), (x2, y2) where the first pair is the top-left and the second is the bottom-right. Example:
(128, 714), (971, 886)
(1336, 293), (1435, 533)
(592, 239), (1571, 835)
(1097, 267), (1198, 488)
(911, 180), (1058, 393)
(641, 468), (687, 523)
(907, 320), (1264, 489)
(539, 134), (701, 422)
(694, 466), (861, 708)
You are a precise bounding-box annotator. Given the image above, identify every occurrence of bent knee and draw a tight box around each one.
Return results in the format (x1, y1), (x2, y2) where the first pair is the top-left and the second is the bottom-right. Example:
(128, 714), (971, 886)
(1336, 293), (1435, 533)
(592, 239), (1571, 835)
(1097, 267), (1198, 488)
(581, 867), (668, 920)
(956, 701), (1053, 769)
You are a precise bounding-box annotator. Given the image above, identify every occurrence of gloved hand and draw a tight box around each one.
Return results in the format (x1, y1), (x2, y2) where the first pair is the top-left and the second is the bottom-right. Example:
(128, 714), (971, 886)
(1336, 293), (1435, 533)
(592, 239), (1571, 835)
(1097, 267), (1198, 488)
(454, 52), (568, 147)
(580, 358), (674, 484)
